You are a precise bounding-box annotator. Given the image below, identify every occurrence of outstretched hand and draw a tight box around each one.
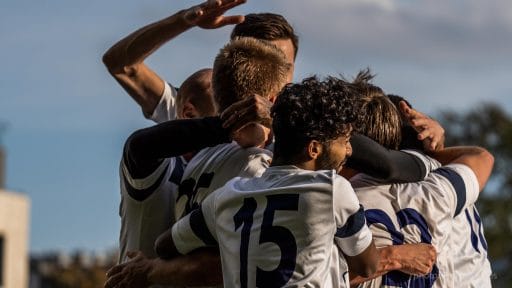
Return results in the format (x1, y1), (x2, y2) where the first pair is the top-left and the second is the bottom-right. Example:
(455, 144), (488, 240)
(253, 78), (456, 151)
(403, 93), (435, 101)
(104, 251), (153, 288)
(183, 0), (247, 29)
(399, 101), (445, 152)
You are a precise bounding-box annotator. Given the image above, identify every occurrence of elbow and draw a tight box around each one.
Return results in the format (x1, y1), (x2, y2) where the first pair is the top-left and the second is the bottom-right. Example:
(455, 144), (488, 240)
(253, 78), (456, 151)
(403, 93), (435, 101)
(102, 50), (137, 76)
(482, 149), (495, 169)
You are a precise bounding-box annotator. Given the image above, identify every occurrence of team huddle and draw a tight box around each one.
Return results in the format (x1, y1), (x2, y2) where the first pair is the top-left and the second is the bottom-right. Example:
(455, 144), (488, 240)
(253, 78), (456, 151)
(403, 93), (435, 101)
(102, 0), (494, 287)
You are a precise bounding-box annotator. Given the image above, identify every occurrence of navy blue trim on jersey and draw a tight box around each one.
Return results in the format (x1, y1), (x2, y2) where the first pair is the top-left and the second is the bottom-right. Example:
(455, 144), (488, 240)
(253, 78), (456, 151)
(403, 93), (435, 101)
(124, 162), (169, 202)
(335, 205), (366, 238)
(168, 157), (184, 185)
(190, 208), (217, 246)
(433, 167), (466, 217)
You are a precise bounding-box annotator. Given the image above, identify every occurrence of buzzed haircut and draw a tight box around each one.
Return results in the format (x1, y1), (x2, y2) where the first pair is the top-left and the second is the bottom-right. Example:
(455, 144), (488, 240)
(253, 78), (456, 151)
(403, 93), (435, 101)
(176, 68), (216, 117)
(231, 13), (299, 59)
(348, 70), (402, 150)
(271, 76), (358, 161)
(212, 37), (291, 112)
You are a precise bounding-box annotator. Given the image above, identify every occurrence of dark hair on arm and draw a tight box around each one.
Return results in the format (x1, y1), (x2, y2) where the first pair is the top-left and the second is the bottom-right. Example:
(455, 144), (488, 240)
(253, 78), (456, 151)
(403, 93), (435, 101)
(230, 13), (299, 59)
(271, 76), (358, 161)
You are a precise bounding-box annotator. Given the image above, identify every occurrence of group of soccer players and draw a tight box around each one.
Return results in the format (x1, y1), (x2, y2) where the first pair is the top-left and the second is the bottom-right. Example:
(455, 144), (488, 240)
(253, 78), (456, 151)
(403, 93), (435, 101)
(101, 0), (495, 287)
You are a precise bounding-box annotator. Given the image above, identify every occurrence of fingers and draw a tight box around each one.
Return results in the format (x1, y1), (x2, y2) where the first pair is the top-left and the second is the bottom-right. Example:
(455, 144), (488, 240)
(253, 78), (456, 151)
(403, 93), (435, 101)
(104, 271), (125, 288)
(221, 95), (272, 130)
(215, 15), (245, 27)
(106, 263), (126, 277)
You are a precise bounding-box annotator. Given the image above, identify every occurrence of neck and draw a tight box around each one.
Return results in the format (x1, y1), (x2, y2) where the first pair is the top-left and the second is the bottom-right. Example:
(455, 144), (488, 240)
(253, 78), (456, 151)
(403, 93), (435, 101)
(271, 155), (316, 171)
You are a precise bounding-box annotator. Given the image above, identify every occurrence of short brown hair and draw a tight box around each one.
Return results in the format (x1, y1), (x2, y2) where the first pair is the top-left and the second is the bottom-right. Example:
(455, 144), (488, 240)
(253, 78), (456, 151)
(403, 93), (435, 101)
(350, 70), (402, 150)
(176, 68), (216, 117)
(212, 37), (291, 112)
(230, 13), (299, 59)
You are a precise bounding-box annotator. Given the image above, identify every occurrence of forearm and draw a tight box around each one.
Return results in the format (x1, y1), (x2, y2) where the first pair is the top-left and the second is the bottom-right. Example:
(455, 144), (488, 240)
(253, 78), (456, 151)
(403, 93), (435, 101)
(346, 134), (426, 182)
(428, 146), (485, 165)
(103, 9), (192, 72)
(349, 246), (401, 287)
(148, 248), (223, 286)
(124, 116), (230, 178)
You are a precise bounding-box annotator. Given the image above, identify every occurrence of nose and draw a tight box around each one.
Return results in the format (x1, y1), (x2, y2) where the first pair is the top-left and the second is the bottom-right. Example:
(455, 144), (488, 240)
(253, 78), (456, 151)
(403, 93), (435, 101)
(346, 142), (353, 157)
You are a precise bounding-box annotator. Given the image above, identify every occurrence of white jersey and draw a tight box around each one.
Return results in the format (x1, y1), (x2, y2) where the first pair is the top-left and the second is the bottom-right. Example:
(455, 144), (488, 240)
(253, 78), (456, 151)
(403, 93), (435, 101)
(147, 81), (178, 123)
(450, 204), (492, 287)
(119, 81), (183, 264)
(175, 142), (272, 220)
(119, 156), (185, 263)
(351, 152), (480, 288)
(172, 166), (373, 288)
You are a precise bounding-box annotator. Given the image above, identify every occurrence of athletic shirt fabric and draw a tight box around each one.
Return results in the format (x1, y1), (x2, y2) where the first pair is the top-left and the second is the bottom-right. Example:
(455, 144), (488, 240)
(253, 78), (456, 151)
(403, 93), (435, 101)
(172, 166), (373, 288)
(351, 152), (480, 288)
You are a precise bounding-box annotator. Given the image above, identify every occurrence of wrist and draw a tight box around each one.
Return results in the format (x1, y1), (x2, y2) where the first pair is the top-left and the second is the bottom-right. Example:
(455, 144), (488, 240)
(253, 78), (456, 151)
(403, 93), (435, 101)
(381, 245), (403, 271)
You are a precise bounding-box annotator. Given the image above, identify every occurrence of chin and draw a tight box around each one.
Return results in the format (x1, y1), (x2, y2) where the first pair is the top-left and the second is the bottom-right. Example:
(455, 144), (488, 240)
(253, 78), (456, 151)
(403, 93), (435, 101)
(233, 123), (270, 148)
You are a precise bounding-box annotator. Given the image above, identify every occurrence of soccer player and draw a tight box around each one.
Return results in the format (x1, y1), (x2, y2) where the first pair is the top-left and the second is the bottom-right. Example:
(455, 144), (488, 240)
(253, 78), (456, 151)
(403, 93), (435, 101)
(118, 69), (216, 263)
(105, 37), (290, 288)
(156, 76), (379, 288)
(394, 95), (493, 287)
(102, 0), (297, 124)
(343, 73), (494, 287)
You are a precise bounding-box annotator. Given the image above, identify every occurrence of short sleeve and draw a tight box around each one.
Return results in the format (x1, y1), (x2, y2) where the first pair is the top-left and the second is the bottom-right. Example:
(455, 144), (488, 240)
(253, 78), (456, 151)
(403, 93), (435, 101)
(430, 164), (480, 217)
(402, 149), (442, 178)
(147, 81), (178, 123)
(171, 200), (218, 255)
(121, 157), (175, 201)
(238, 149), (273, 178)
(332, 174), (373, 256)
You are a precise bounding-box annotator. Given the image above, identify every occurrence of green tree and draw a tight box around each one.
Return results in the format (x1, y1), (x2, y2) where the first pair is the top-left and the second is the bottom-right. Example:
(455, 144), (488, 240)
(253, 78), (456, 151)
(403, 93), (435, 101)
(437, 103), (512, 287)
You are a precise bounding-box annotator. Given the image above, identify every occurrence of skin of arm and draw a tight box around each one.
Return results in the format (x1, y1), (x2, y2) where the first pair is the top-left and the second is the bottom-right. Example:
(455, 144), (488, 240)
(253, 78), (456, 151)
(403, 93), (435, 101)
(428, 146), (494, 191)
(102, 0), (246, 116)
(104, 249), (222, 288)
(344, 239), (380, 278)
(349, 243), (437, 287)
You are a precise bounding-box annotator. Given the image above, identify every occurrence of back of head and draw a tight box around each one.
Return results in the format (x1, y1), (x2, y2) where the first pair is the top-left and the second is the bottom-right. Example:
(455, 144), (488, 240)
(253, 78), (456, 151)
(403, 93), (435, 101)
(212, 37), (291, 112)
(230, 13), (299, 59)
(271, 76), (357, 161)
(387, 94), (424, 150)
(177, 68), (216, 118)
(349, 70), (402, 150)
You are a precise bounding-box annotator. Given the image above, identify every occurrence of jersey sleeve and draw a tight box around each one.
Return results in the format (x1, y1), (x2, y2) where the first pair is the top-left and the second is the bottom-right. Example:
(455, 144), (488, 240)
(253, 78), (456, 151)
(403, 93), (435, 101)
(121, 156), (178, 201)
(147, 81), (178, 123)
(430, 164), (480, 217)
(332, 174), (373, 257)
(402, 149), (442, 178)
(238, 148), (273, 178)
(171, 195), (218, 255)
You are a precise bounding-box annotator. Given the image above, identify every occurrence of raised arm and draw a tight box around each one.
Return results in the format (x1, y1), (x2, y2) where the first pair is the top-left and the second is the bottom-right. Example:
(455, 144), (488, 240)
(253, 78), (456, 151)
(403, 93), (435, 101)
(102, 0), (246, 116)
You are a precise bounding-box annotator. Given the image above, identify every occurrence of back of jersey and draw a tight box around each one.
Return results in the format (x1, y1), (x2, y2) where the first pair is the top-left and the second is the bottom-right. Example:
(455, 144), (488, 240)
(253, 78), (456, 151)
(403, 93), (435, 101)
(450, 204), (492, 287)
(175, 142), (272, 220)
(352, 153), (480, 288)
(119, 156), (184, 263)
(201, 166), (371, 288)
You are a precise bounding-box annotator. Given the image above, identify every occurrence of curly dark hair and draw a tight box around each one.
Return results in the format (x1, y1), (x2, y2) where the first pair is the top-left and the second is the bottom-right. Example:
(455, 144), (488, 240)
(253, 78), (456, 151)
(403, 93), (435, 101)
(271, 76), (358, 160)
(231, 13), (299, 59)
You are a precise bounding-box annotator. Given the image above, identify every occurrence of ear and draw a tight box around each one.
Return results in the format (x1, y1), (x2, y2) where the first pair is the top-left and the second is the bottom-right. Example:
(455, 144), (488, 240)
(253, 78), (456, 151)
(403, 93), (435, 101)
(268, 94), (277, 104)
(307, 140), (323, 160)
(180, 102), (200, 119)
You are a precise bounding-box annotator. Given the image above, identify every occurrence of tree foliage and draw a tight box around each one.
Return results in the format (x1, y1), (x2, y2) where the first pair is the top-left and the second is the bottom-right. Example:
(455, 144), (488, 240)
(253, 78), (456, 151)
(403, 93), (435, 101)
(437, 103), (512, 287)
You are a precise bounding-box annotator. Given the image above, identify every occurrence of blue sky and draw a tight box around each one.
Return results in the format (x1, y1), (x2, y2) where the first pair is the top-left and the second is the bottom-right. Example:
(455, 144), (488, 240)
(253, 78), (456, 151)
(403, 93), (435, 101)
(1, 0), (511, 253)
